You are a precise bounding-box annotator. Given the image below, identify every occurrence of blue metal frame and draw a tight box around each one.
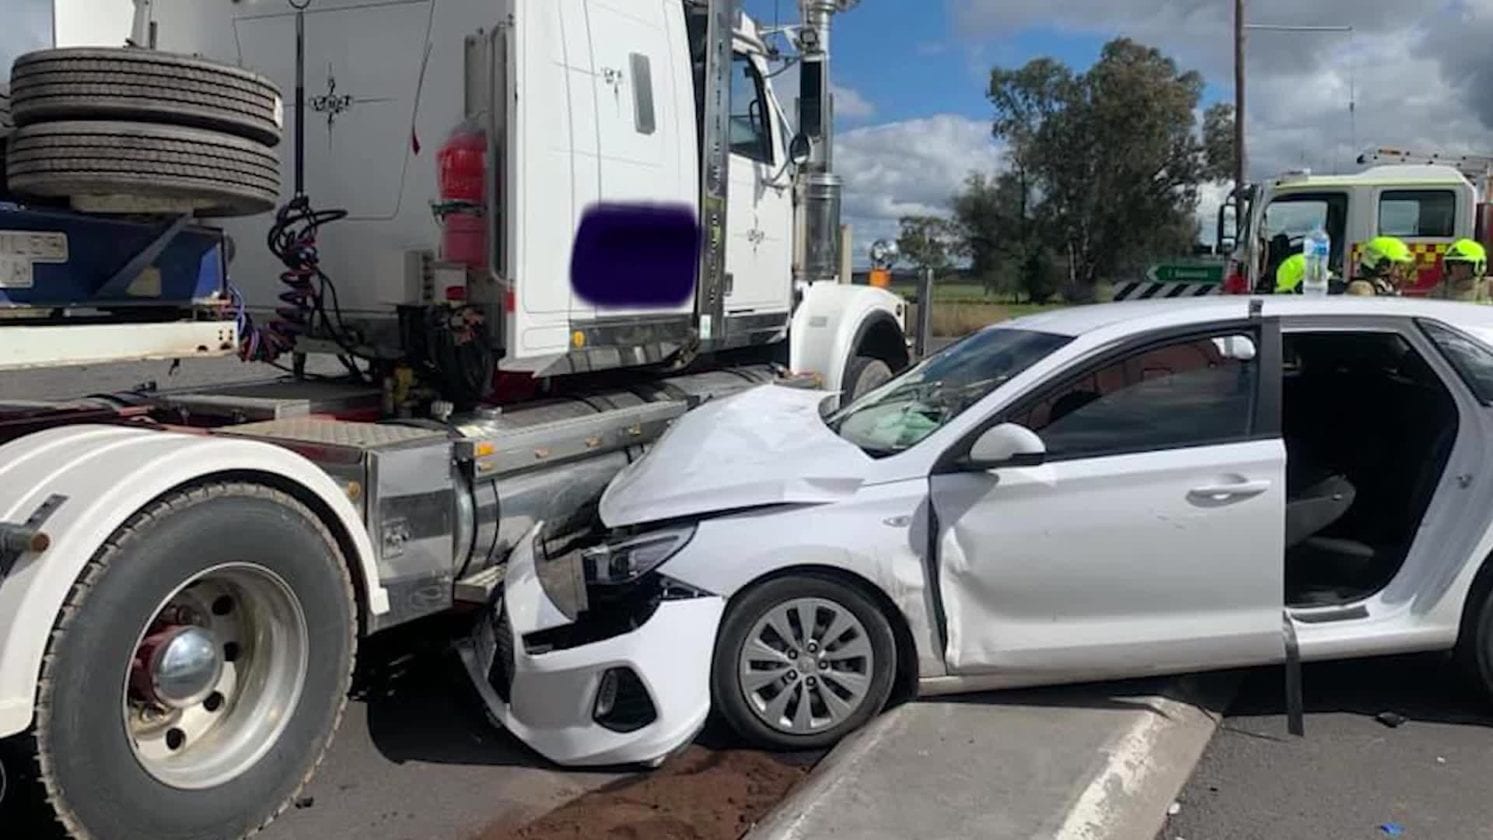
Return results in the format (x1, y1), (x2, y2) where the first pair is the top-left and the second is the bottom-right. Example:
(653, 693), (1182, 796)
(0, 204), (228, 312)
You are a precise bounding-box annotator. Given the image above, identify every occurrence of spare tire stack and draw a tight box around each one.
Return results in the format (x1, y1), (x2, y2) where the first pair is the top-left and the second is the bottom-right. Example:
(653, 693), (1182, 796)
(4, 47), (284, 217)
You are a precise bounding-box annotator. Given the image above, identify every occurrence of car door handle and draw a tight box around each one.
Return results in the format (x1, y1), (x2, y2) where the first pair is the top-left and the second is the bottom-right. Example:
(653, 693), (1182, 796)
(1189, 480), (1272, 499)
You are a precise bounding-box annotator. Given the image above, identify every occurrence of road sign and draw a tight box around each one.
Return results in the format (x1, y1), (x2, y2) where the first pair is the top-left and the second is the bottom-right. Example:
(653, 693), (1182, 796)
(1146, 262), (1225, 284)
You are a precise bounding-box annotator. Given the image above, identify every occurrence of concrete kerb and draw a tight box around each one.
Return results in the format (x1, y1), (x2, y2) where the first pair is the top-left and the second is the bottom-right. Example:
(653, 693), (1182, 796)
(747, 672), (1242, 840)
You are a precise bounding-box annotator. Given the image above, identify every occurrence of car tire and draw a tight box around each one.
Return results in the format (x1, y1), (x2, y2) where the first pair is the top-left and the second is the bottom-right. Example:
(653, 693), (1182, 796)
(1458, 575), (1493, 700)
(5, 120), (280, 217)
(11, 47), (283, 147)
(712, 573), (896, 751)
(23, 481), (355, 840)
(844, 356), (894, 402)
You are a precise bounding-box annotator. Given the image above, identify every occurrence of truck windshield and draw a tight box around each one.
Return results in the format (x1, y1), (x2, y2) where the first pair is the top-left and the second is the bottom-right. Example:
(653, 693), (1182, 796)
(828, 328), (1072, 455)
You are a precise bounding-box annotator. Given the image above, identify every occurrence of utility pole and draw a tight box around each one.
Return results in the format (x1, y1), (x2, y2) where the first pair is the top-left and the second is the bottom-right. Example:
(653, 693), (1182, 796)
(1234, 0), (1246, 207)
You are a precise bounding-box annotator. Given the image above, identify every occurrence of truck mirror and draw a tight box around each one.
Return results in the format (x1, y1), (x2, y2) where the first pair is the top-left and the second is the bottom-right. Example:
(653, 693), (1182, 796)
(789, 134), (812, 168)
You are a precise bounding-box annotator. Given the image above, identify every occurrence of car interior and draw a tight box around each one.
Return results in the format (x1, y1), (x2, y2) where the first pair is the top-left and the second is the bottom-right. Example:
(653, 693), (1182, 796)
(1282, 331), (1459, 607)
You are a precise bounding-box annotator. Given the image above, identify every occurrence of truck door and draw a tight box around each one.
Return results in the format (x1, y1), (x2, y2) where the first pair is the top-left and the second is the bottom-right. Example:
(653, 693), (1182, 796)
(581, 0), (695, 323)
(1372, 186), (1466, 294)
(1257, 191), (1348, 290)
(725, 51), (792, 316)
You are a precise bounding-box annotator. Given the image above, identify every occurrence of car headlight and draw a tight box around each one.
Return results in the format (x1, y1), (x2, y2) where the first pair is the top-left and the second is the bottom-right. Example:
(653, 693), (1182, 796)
(581, 524), (696, 585)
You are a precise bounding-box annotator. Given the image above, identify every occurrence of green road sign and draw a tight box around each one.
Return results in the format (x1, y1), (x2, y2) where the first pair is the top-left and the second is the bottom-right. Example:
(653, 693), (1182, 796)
(1146, 262), (1225, 284)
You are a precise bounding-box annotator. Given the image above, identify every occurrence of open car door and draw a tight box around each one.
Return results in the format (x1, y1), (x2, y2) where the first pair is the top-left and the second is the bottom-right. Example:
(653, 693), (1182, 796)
(930, 321), (1287, 682)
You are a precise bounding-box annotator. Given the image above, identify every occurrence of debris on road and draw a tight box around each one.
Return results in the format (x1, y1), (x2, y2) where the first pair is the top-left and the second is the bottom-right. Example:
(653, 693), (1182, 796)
(1376, 711), (1408, 728)
(1167, 801), (1183, 816)
(294, 796), (315, 810)
(479, 744), (812, 840)
(1381, 822), (1406, 837)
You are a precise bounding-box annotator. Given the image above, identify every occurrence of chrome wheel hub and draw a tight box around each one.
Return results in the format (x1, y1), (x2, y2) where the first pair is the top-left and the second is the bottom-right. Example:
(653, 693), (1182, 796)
(738, 597), (874, 735)
(123, 563), (309, 790)
(139, 625), (223, 709)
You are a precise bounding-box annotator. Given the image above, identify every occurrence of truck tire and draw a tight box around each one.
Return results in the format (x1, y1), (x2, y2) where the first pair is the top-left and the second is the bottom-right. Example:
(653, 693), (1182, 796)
(25, 481), (355, 840)
(6, 120), (280, 217)
(843, 356), (895, 402)
(11, 47), (283, 147)
(712, 573), (896, 751)
(0, 83), (12, 139)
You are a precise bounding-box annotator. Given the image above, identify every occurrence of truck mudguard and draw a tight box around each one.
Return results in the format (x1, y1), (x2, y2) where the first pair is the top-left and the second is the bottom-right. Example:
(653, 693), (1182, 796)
(0, 425), (385, 738)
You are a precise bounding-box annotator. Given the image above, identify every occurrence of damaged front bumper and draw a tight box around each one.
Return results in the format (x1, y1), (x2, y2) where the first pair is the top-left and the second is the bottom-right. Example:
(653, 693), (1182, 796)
(457, 524), (724, 767)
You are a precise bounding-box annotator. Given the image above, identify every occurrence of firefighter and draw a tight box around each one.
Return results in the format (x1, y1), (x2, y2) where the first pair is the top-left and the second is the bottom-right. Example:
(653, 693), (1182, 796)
(1345, 236), (1415, 296)
(1434, 238), (1488, 302)
(1274, 252), (1305, 293)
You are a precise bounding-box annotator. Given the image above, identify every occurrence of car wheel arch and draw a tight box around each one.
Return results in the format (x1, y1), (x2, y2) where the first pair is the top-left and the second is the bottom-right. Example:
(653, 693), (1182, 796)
(718, 564), (920, 706)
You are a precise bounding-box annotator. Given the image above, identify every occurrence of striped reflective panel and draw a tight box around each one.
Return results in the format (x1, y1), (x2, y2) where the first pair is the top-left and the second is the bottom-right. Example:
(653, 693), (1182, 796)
(1112, 282), (1223, 301)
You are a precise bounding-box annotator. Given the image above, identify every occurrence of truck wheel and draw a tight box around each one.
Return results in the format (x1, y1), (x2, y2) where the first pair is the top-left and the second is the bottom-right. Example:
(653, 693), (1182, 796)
(712, 574), (896, 751)
(29, 482), (354, 840)
(0, 83), (12, 140)
(6, 120), (280, 217)
(11, 47), (283, 147)
(844, 356), (894, 401)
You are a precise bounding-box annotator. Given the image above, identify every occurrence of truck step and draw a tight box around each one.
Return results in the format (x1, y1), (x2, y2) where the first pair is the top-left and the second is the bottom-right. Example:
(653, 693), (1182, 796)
(454, 562), (507, 605)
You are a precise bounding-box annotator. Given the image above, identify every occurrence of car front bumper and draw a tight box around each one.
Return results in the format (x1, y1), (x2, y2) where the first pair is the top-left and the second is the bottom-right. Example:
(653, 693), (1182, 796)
(458, 526), (724, 767)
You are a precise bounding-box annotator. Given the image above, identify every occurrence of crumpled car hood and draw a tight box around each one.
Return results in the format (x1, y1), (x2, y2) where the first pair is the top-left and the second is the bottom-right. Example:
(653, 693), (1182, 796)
(599, 384), (873, 528)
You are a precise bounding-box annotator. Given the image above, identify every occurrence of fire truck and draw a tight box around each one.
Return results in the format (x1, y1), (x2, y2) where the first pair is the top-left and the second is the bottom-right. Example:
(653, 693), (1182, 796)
(1221, 147), (1493, 295)
(0, 0), (908, 836)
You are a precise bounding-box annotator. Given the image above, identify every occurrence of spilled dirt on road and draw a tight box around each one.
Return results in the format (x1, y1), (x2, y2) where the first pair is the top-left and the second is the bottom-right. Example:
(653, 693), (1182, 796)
(478, 739), (816, 840)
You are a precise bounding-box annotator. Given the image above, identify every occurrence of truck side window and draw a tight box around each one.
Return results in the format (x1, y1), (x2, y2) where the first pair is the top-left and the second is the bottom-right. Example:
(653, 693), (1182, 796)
(729, 53), (774, 164)
(1380, 190), (1456, 238)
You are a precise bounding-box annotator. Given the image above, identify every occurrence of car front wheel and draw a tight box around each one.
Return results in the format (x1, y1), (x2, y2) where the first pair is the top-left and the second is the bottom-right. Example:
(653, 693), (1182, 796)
(712, 573), (896, 751)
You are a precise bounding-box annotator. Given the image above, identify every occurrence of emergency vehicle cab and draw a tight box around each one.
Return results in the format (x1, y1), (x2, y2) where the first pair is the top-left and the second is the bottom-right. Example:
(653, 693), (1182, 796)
(1224, 148), (1493, 296)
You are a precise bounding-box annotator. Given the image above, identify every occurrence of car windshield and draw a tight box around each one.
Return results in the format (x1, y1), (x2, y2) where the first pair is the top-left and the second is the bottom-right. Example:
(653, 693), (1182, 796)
(827, 327), (1072, 455)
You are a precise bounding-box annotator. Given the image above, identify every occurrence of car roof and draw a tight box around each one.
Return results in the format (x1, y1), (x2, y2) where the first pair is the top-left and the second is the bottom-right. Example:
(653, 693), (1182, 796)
(995, 296), (1493, 339)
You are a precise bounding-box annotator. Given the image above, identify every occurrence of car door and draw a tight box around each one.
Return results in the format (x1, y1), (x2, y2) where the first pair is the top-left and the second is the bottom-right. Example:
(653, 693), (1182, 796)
(929, 322), (1287, 682)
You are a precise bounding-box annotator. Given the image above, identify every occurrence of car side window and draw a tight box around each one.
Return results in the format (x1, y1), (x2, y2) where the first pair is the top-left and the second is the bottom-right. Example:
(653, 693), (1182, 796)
(1421, 319), (1493, 405)
(1010, 333), (1259, 460)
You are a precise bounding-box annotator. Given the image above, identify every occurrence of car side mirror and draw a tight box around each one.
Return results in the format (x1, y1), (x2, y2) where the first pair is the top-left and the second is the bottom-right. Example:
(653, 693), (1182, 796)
(966, 423), (1046, 470)
(788, 133), (812, 168)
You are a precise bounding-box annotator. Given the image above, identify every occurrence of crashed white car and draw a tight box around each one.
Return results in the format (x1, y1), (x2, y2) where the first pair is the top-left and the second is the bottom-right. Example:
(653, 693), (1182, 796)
(463, 296), (1493, 766)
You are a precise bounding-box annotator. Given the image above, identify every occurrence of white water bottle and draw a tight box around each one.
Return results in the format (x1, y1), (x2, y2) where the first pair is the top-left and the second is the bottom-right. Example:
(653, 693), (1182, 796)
(1302, 227), (1331, 296)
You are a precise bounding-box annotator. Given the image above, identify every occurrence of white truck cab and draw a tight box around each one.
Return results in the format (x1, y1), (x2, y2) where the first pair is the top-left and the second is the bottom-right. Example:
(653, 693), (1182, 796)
(141, 0), (902, 385)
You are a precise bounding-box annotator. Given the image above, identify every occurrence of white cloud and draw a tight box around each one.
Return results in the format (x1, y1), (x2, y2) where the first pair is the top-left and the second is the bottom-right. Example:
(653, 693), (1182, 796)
(834, 114), (1004, 263)
(831, 83), (877, 120)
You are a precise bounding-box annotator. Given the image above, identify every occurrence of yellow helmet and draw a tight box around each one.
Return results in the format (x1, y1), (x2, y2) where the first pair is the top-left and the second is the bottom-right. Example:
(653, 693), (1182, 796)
(1274, 253), (1305, 293)
(1445, 238), (1487, 276)
(1360, 236), (1414, 274)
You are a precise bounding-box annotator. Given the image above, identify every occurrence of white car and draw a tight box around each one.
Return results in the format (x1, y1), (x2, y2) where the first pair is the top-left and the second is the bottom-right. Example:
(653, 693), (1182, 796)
(462, 296), (1493, 766)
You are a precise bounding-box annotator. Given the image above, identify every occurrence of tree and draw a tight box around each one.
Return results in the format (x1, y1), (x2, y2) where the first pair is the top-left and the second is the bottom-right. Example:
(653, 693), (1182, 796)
(987, 38), (1217, 297)
(1201, 103), (1237, 184)
(948, 173), (1008, 280)
(895, 215), (961, 272)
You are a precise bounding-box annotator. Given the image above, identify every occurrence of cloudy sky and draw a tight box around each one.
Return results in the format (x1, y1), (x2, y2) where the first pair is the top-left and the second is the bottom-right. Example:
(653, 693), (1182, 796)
(746, 0), (1493, 261)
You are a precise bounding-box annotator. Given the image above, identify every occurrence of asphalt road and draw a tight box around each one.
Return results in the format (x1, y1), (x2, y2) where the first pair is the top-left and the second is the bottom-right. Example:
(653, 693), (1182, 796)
(1162, 654), (1493, 840)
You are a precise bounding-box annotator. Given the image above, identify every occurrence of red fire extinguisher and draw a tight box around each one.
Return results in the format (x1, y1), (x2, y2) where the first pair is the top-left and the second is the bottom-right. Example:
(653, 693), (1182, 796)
(436, 120), (488, 271)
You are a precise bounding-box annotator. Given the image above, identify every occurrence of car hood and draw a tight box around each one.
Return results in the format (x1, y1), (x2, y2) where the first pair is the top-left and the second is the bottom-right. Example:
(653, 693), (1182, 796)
(599, 384), (874, 528)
